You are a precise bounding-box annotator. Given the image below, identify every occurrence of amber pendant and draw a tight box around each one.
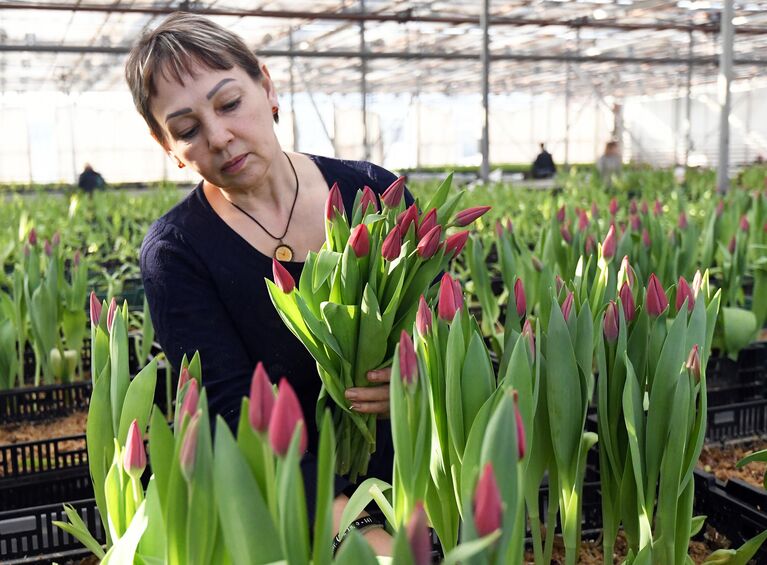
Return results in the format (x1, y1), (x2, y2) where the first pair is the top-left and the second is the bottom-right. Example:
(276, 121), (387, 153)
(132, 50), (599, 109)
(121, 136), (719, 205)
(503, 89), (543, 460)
(274, 243), (294, 262)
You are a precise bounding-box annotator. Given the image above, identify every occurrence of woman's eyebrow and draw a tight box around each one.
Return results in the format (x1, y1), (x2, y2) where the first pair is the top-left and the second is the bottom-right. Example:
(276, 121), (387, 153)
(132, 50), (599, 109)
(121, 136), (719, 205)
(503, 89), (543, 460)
(206, 78), (235, 99)
(166, 107), (192, 122)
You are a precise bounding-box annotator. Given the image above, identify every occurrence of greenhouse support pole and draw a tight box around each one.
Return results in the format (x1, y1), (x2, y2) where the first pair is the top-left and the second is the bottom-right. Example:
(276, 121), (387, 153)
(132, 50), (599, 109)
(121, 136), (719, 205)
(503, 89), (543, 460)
(359, 0), (369, 161)
(289, 28), (299, 152)
(717, 0), (734, 193)
(684, 30), (694, 167)
(479, 0), (490, 182)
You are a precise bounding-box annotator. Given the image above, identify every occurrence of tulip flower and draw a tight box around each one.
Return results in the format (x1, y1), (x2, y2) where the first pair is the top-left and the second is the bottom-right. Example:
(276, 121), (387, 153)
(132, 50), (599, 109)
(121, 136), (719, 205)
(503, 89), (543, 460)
(180, 411), (200, 482)
(609, 198), (619, 216)
(416, 295), (432, 335)
(349, 224), (370, 258)
(531, 256), (543, 272)
(555, 275), (565, 295)
(506, 219), (513, 233)
(272, 258), (296, 293)
(89, 291), (102, 326)
(495, 220), (504, 238)
(473, 463), (503, 537)
(269, 378), (308, 456)
(399, 331), (418, 385)
(653, 200), (663, 216)
(602, 224), (616, 261)
(398, 204), (419, 235)
(678, 212), (688, 230)
(406, 502), (431, 565)
(646, 274), (669, 317)
(514, 278), (527, 318)
(73, 250), (81, 267)
(604, 301), (619, 342)
(727, 235), (737, 255)
(686, 344), (701, 382)
(44, 240), (52, 257)
(454, 205), (491, 227)
(177, 367), (190, 393)
(642, 228), (651, 248)
(249, 362), (276, 433)
(437, 273), (461, 322)
(556, 205), (566, 223)
(359, 185), (378, 213)
(23, 244), (30, 258)
(560, 224), (573, 244)
(29, 228), (38, 246)
(52, 231), (61, 246)
(577, 210), (589, 232)
(381, 176), (406, 208)
(179, 378), (200, 423)
(641, 201), (649, 215)
(450, 276), (464, 311)
(676, 276), (694, 313)
(591, 202), (600, 219)
(522, 319), (535, 360)
(630, 214), (641, 231)
(619, 281), (636, 323)
(740, 215), (750, 232)
(123, 419), (146, 480)
(444, 231), (469, 259)
(325, 182), (345, 220)
(381, 225), (402, 260)
(620, 255), (636, 289)
(562, 291), (575, 322)
(585, 235), (595, 255)
(417, 208), (437, 239)
(106, 298), (118, 332)
(416, 225), (442, 259)
(629, 201), (638, 215)
(514, 395), (526, 460)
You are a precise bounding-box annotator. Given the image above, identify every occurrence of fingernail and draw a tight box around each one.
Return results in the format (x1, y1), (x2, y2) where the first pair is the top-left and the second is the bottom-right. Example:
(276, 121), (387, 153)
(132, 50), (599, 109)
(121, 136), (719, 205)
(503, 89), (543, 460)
(345, 390), (357, 400)
(367, 371), (379, 381)
(349, 404), (358, 411)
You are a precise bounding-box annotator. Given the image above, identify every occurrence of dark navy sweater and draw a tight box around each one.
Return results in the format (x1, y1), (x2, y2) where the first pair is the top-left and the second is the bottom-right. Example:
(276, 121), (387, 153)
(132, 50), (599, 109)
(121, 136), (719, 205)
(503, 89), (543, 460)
(140, 154), (413, 514)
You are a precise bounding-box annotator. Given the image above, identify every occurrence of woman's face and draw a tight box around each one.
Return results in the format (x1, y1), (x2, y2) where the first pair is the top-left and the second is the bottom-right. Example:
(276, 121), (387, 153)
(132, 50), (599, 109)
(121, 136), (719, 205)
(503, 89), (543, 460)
(150, 61), (280, 191)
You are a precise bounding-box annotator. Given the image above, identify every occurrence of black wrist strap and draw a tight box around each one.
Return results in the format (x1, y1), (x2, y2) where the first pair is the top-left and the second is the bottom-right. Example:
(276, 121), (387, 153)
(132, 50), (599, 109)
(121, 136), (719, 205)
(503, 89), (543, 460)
(332, 515), (385, 555)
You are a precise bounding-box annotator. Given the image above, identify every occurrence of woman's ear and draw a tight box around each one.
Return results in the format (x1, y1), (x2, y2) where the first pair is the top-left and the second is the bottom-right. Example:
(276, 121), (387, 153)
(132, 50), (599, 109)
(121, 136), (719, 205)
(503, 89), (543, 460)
(260, 63), (279, 108)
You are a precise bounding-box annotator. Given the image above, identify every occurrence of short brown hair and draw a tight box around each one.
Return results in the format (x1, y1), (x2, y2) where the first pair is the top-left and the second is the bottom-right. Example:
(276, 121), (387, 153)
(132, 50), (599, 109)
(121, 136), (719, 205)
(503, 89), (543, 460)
(125, 12), (274, 146)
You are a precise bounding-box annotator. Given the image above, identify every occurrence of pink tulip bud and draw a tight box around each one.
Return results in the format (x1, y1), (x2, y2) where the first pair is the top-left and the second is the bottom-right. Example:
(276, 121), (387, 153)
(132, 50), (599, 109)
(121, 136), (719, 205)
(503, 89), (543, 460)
(678, 212), (688, 230)
(560, 224), (573, 244)
(28, 228), (37, 246)
(514, 278), (526, 318)
(106, 298), (118, 332)
(495, 220), (504, 238)
(577, 210), (589, 232)
(417, 208), (438, 240)
(73, 250), (81, 267)
(179, 378), (199, 422)
(52, 231), (61, 247)
(531, 256), (543, 273)
(177, 366), (190, 393)
(585, 235), (595, 255)
(272, 258), (296, 293)
(451, 276), (464, 312)
(23, 244), (30, 258)
(381, 225), (402, 261)
(522, 319), (535, 360)
(514, 395), (526, 460)
(397, 204), (419, 235)
(609, 198), (619, 216)
(454, 205), (491, 227)
(555, 275), (564, 295)
(653, 200), (663, 216)
(437, 273), (461, 322)
(556, 205), (566, 223)
(740, 215), (750, 232)
(381, 176), (406, 208)
(629, 201), (638, 215)
(349, 224), (370, 258)
(604, 301), (619, 342)
(506, 219), (513, 233)
(406, 502), (431, 565)
(399, 331), (418, 385)
(646, 274), (669, 317)
(716, 200), (724, 218)
(89, 291), (102, 326)
(123, 419), (147, 479)
(619, 281), (636, 323)
(359, 185), (379, 213)
(44, 240), (52, 257)
(676, 276), (694, 313)
(692, 270), (703, 298)
(416, 225), (442, 259)
(249, 362), (276, 433)
(325, 182), (345, 220)
(269, 378), (308, 456)
(416, 295), (432, 335)
(686, 344), (701, 382)
(602, 224), (616, 261)
(561, 291), (575, 322)
(641, 201), (649, 215)
(179, 411), (200, 482)
(620, 256), (635, 288)
(630, 214), (641, 231)
(642, 228), (651, 248)
(444, 231), (469, 259)
(474, 463), (503, 537)
(728, 235), (737, 255)
(591, 202), (599, 219)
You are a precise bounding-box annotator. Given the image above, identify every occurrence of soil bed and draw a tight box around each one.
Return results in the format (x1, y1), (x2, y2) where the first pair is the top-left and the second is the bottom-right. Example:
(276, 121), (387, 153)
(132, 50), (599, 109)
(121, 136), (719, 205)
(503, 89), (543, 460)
(698, 440), (767, 488)
(0, 409), (87, 446)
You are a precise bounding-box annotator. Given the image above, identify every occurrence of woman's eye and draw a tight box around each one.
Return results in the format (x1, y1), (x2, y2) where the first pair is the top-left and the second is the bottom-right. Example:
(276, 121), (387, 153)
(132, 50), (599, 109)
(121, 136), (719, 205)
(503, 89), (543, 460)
(222, 98), (240, 112)
(178, 126), (198, 140)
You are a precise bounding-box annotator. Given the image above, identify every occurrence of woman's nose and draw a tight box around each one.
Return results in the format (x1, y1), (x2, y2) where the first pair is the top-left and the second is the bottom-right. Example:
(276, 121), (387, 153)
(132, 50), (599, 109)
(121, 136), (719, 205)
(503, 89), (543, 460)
(207, 121), (234, 152)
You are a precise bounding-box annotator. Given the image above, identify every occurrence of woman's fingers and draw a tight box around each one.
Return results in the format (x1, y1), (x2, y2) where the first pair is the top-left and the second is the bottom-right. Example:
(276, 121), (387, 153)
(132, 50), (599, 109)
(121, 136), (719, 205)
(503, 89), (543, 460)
(366, 368), (392, 383)
(350, 400), (390, 414)
(345, 383), (390, 415)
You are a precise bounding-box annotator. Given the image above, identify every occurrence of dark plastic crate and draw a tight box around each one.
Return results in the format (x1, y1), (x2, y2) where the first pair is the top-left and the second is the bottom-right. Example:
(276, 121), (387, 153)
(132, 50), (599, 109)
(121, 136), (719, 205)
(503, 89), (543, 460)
(707, 399), (767, 443)
(0, 434), (88, 480)
(0, 383), (92, 425)
(1, 472), (93, 512)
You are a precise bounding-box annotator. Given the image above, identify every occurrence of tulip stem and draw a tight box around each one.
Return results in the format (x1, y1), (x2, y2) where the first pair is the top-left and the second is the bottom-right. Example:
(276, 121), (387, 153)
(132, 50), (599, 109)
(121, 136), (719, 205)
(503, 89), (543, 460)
(262, 441), (278, 524)
(528, 506), (544, 565)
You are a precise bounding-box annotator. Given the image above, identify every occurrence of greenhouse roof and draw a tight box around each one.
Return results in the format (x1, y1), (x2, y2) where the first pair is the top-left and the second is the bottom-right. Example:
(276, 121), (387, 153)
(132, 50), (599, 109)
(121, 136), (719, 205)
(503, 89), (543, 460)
(1, 0), (767, 98)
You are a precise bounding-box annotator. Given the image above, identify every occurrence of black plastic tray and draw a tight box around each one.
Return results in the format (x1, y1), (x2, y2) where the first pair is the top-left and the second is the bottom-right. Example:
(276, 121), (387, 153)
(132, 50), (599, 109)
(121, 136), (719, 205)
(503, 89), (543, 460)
(0, 384), (92, 425)
(707, 398), (767, 443)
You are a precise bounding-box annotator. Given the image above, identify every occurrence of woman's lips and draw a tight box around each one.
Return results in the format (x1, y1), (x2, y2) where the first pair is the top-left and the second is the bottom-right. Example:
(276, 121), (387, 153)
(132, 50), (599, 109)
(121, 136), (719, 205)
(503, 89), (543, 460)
(222, 154), (247, 174)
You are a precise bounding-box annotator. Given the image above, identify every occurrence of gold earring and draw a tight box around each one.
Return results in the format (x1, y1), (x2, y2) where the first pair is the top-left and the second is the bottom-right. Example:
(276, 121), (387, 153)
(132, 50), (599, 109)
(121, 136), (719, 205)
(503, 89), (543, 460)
(176, 159), (185, 169)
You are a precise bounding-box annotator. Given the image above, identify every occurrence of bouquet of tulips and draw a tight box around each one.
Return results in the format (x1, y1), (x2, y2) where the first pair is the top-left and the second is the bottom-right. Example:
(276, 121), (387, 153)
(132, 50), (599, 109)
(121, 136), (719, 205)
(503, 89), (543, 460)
(266, 174), (489, 480)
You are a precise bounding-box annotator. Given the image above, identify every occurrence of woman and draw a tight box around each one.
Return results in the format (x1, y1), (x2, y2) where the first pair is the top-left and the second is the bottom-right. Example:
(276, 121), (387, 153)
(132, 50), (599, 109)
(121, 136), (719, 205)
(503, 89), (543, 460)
(125, 12), (412, 554)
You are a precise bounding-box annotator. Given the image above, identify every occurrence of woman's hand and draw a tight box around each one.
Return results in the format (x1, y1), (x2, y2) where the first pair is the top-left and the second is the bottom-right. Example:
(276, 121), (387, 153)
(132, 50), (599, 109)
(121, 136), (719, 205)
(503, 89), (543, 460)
(344, 369), (391, 415)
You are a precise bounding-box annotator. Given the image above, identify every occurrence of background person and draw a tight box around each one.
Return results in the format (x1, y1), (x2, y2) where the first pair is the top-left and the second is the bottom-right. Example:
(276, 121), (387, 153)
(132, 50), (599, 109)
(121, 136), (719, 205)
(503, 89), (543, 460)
(531, 142), (557, 179)
(77, 163), (106, 194)
(596, 140), (623, 188)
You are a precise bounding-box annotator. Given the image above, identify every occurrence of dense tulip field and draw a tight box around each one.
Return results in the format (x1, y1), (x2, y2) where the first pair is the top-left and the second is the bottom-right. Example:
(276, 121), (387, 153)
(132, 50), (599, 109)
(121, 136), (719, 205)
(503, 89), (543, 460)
(1, 165), (767, 564)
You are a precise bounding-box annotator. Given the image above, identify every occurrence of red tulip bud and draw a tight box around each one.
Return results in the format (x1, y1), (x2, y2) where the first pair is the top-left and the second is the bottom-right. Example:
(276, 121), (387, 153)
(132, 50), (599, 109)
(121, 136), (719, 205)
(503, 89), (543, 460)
(399, 331), (418, 385)
(474, 463), (503, 537)
(249, 362), (276, 433)
(560, 224), (573, 244)
(359, 185), (379, 213)
(609, 198), (619, 216)
(177, 366), (190, 393)
(514, 278), (527, 318)
(646, 274), (669, 317)
(444, 231), (469, 259)
(417, 208), (438, 240)
(269, 378), (308, 456)
(728, 235), (737, 255)
(716, 200), (724, 217)
(604, 301), (620, 342)
(602, 224), (616, 261)
(397, 204), (419, 235)
(591, 202), (599, 219)
(406, 502), (431, 565)
(641, 201), (649, 215)
(740, 215), (750, 232)
(52, 231), (61, 247)
(123, 419), (146, 479)
(451, 276), (464, 312)
(676, 277), (694, 313)
(678, 212), (688, 230)
(514, 396), (526, 460)
(44, 240), (52, 256)
(629, 200), (638, 215)
(89, 291), (102, 326)
(179, 377), (199, 422)
(179, 411), (200, 482)
(562, 291), (575, 322)
(653, 200), (663, 216)
(272, 258), (295, 293)
(619, 281), (636, 323)
(416, 295), (432, 335)
(577, 210), (589, 232)
(506, 219), (513, 233)
(585, 235), (595, 255)
(495, 220), (504, 238)
(325, 182), (345, 220)
(437, 273), (461, 322)
(642, 228), (651, 248)
(522, 319), (535, 360)
(555, 275), (564, 295)
(28, 228), (38, 246)
(381, 176), (406, 208)
(381, 225), (402, 261)
(454, 205), (491, 227)
(686, 344), (701, 382)
(630, 214), (641, 231)
(620, 256), (635, 288)
(106, 298), (118, 332)
(417, 225), (442, 259)
(556, 205), (566, 223)
(349, 224), (370, 258)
